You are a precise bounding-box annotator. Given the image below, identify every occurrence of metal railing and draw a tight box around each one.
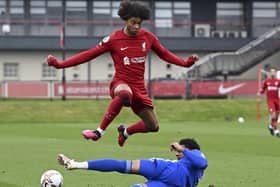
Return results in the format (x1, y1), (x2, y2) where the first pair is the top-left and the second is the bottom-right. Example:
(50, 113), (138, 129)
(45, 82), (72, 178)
(186, 26), (280, 79)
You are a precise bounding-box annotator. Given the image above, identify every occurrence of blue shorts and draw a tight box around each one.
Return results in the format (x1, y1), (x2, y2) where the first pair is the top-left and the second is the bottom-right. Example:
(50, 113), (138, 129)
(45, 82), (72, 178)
(135, 151), (206, 187)
(137, 159), (177, 187)
(138, 159), (167, 179)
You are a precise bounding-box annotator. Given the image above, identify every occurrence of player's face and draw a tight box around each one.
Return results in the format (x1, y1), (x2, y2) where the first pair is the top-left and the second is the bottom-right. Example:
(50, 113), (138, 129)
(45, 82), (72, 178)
(270, 69), (276, 78)
(175, 145), (186, 160)
(125, 17), (142, 36)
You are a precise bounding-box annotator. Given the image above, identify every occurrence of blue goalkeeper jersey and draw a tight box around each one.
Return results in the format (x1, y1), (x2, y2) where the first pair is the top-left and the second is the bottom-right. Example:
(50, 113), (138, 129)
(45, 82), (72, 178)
(143, 149), (208, 187)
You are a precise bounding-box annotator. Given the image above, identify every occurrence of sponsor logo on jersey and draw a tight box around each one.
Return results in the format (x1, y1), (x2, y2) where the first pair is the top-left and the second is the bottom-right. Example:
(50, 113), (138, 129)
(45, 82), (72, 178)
(122, 56), (146, 65)
(142, 42), (146, 51)
(131, 56), (145, 63)
(120, 47), (128, 51)
(218, 83), (245, 94)
(267, 86), (278, 91)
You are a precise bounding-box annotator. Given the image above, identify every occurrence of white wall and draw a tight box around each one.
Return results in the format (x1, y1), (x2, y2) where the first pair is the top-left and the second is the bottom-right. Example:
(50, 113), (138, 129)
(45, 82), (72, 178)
(0, 50), (278, 81)
(0, 51), (49, 81)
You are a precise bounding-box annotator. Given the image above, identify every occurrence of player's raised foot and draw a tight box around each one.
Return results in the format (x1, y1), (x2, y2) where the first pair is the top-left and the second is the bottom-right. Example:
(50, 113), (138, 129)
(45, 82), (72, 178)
(57, 154), (76, 170)
(268, 125), (274, 136)
(82, 129), (101, 141)
(117, 124), (128, 147)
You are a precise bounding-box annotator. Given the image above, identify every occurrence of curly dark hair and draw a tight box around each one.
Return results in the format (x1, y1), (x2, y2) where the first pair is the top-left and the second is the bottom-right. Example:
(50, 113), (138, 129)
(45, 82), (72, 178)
(118, 0), (150, 21)
(179, 138), (201, 150)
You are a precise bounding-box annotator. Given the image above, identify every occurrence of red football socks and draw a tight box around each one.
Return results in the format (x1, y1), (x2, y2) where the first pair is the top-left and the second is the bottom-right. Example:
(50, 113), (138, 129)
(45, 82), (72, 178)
(99, 96), (123, 130)
(271, 118), (278, 130)
(99, 90), (132, 131)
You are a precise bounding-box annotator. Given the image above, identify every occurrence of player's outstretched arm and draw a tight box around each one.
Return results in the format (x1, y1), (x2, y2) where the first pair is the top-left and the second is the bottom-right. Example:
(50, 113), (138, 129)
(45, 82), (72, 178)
(46, 50), (93, 69)
(46, 46), (107, 69)
(151, 34), (198, 68)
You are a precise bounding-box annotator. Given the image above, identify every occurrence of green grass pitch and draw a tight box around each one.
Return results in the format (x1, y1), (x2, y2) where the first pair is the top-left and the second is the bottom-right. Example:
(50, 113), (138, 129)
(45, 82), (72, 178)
(0, 99), (279, 187)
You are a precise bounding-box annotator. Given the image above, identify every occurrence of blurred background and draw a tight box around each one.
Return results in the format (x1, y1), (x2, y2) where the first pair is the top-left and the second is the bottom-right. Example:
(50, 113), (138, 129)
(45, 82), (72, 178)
(0, 0), (279, 99)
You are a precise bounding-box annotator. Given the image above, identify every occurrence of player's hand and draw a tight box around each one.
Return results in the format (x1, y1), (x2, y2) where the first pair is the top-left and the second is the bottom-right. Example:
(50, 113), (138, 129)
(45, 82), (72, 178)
(170, 142), (184, 152)
(46, 55), (61, 69)
(190, 54), (199, 61)
(184, 54), (199, 67)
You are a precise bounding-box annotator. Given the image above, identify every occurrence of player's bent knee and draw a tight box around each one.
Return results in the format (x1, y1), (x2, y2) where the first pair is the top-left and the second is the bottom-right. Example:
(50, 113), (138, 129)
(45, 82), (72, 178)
(271, 113), (277, 119)
(118, 90), (132, 107)
(148, 125), (159, 132)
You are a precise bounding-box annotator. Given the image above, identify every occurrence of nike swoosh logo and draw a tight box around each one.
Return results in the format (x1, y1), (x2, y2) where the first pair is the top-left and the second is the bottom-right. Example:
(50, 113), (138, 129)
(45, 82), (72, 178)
(120, 47), (128, 51)
(218, 83), (246, 94)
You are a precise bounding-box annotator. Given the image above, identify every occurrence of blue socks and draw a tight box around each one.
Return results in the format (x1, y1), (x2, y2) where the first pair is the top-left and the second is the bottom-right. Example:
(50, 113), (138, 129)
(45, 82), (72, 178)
(87, 159), (132, 173)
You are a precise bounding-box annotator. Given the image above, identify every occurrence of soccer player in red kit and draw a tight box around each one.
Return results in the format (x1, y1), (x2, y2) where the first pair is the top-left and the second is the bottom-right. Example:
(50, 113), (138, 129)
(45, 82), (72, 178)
(258, 67), (280, 137)
(47, 0), (198, 146)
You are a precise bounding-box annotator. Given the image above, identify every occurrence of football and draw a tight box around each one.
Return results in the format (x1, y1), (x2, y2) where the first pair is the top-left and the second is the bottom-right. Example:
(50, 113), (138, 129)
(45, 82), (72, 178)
(238, 117), (245, 123)
(40, 170), (63, 187)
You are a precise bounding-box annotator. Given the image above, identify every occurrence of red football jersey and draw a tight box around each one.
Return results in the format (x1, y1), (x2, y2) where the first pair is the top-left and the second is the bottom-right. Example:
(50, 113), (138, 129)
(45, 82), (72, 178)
(58, 28), (189, 84)
(260, 78), (280, 100)
(92, 28), (189, 83)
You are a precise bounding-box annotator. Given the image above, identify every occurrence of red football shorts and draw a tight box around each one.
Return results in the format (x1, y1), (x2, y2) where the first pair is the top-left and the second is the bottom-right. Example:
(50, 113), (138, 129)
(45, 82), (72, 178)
(110, 78), (154, 114)
(266, 99), (280, 114)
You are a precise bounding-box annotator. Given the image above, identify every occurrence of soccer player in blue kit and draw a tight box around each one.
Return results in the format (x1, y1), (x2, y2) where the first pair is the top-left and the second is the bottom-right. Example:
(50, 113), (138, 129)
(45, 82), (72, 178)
(57, 138), (207, 187)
